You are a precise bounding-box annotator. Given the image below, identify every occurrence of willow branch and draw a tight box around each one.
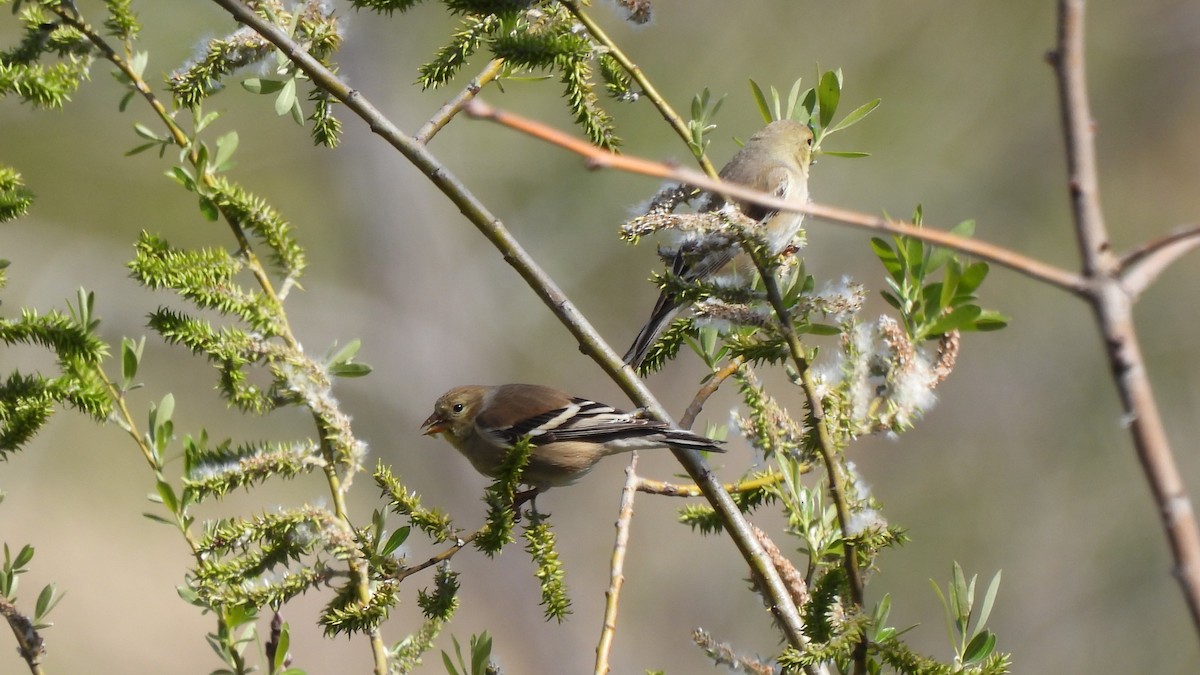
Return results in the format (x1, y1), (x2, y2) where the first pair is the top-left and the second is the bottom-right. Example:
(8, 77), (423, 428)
(209, 0), (809, 647)
(752, 250), (867, 675)
(464, 99), (1089, 296)
(415, 58), (505, 144)
(560, 0), (718, 179)
(637, 471), (788, 497)
(1051, 0), (1200, 638)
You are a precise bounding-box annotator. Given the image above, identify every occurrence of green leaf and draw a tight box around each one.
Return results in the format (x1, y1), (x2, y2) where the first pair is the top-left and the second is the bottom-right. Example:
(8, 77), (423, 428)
(870, 238), (902, 279)
(198, 195), (219, 221)
(275, 78), (297, 116)
(819, 150), (870, 158)
(785, 77), (804, 119)
(13, 544), (34, 569)
(748, 79), (772, 123)
(242, 77), (287, 95)
(817, 70), (841, 128)
(976, 570), (1002, 630)
(925, 305), (982, 337)
(134, 122), (165, 142)
(963, 629), (996, 664)
(195, 111), (220, 133)
(470, 632), (492, 675)
(214, 132), (239, 171)
(826, 98), (881, 134)
(380, 526), (411, 557)
(273, 623), (291, 672)
(34, 582), (54, 618)
(156, 479), (179, 514)
(957, 262), (990, 295)
(125, 142), (160, 157)
(972, 310), (1009, 331)
(121, 336), (143, 389)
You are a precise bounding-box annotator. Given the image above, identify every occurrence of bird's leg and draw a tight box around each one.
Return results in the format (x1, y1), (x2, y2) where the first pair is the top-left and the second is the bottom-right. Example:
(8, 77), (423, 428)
(513, 486), (542, 521)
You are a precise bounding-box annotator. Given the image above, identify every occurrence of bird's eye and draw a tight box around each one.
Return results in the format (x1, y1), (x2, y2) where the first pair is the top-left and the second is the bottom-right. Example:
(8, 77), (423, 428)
(451, 402), (465, 414)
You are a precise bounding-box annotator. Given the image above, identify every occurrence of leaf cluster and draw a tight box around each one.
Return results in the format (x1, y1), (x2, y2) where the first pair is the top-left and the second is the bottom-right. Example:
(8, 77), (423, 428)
(873, 207), (1008, 340)
(372, 0), (629, 149)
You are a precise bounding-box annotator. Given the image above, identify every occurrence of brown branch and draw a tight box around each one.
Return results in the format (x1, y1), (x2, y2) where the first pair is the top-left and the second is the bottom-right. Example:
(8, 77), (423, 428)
(208, 0), (810, 647)
(414, 58), (505, 145)
(1119, 224), (1200, 300)
(679, 359), (742, 430)
(1052, 0), (1200, 638)
(463, 99), (1090, 296)
(594, 456), (640, 675)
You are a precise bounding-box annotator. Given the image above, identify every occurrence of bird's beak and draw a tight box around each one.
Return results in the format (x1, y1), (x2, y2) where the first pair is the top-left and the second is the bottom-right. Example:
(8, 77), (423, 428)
(420, 412), (448, 436)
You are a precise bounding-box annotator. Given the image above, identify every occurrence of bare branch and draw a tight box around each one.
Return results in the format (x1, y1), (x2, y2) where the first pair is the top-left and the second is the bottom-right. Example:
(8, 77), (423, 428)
(1051, 0), (1200, 637)
(1119, 224), (1200, 300)
(594, 457), (639, 675)
(463, 99), (1089, 296)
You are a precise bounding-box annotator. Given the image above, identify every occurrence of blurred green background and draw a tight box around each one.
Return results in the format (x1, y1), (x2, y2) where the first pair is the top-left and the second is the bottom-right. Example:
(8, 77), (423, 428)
(3, 0), (1200, 672)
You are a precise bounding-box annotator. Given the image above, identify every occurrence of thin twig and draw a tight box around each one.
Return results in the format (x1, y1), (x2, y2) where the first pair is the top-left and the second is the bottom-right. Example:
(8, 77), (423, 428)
(463, 99), (1090, 296)
(1119, 224), (1200, 300)
(209, 0), (811, 647)
(594, 455), (640, 675)
(394, 533), (476, 583)
(560, 0), (718, 179)
(679, 359), (741, 430)
(415, 58), (505, 144)
(637, 472), (788, 497)
(1051, 0), (1200, 637)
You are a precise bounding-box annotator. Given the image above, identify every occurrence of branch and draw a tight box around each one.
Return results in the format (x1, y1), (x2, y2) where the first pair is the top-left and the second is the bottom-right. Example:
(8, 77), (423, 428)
(679, 359), (741, 429)
(1119, 224), (1200, 300)
(208, 0), (810, 647)
(0, 595), (45, 675)
(594, 456), (639, 675)
(751, 249), (867, 674)
(636, 472), (787, 498)
(463, 99), (1090, 296)
(415, 58), (505, 145)
(560, 0), (718, 178)
(1051, 0), (1200, 638)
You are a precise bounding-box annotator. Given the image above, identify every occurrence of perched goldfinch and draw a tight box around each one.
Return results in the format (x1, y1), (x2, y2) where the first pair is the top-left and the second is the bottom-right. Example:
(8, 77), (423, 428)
(624, 119), (814, 368)
(421, 384), (723, 489)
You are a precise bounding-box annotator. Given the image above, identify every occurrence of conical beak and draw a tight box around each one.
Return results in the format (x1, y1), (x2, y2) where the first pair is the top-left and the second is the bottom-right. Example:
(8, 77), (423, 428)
(420, 412), (448, 436)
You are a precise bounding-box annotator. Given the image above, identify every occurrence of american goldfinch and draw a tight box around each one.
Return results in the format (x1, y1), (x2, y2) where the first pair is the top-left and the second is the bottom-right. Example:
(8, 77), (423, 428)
(421, 383), (723, 489)
(624, 120), (814, 368)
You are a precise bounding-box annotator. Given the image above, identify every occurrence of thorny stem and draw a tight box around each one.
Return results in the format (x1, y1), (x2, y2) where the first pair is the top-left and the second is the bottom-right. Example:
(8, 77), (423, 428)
(559, 0), (719, 179)
(1051, 0), (1200, 639)
(209, 0), (811, 648)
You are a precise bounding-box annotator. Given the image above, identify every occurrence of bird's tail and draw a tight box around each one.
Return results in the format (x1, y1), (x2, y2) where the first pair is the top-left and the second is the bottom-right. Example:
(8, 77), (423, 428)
(622, 292), (684, 369)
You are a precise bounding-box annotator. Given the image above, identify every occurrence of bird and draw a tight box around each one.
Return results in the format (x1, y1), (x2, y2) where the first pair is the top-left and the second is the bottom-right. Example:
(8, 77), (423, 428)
(623, 119), (814, 369)
(421, 383), (723, 490)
